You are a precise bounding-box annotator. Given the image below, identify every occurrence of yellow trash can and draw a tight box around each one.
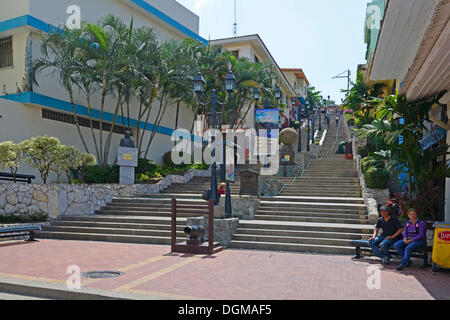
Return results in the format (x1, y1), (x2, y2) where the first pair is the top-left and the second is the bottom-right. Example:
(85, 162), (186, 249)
(432, 222), (450, 271)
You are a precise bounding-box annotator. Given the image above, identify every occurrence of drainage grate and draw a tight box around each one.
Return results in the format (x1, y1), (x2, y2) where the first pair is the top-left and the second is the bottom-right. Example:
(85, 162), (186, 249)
(81, 271), (124, 279)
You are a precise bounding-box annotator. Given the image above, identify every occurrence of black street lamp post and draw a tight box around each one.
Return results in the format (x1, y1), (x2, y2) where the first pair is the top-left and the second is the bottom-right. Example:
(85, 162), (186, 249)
(318, 96), (323, 132)
(193, 71), (237, 208)
(292, 98), (303, 152)
(305, 97), (311, 152)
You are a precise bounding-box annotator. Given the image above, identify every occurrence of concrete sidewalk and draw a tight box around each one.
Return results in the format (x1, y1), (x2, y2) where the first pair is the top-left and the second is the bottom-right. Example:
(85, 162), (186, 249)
(0, 239), (449, 300)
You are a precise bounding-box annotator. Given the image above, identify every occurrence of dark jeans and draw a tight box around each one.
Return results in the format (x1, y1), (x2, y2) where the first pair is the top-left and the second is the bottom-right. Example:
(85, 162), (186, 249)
(369, 236), (396, 259)
(393, 238), (427, 267)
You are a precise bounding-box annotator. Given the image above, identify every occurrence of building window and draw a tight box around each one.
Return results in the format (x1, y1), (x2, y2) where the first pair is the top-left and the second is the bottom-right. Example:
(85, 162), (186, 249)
(294, 81), (297, 89)
(254, 54), (260, 64)
(231, 50), (239, 59)
(0, 37), (13, 68)
(42, 109), (126, 135)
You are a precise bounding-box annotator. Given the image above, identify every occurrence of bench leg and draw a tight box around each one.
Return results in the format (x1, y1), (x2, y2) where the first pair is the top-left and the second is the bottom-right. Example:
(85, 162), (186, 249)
(352, 246), (362, 259)
(25, 231), (39, 242)
(421, 252), (429, 269)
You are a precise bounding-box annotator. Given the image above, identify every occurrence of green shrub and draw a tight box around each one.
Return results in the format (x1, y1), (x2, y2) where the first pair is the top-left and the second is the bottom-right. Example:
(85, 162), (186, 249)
(361, 157), (385, 174)
(162, 151), (192, 167)
(136, 158), (159, 175)
(358, 145), (369, 158)
(80, 165), (119, 184)
(0, 212), (48, 223)
(365, 167), (389, 189)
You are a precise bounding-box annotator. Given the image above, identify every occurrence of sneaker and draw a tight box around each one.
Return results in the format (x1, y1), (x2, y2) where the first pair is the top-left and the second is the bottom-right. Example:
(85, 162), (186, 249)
(396, 265), (404, 271)
(406, 259), (413, 267)
(381, 257), (390, 265)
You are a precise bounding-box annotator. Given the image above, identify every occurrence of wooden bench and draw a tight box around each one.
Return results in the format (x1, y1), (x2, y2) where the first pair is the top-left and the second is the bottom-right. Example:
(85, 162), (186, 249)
(0, 226), (41, 242)
(351, 239), (430, 268)
(0, 172), (36, 184)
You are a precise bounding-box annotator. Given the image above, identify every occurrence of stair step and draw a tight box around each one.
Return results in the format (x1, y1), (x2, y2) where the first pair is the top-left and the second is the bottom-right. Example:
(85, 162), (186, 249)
(232, 234), (354, 246)
(227, 240), (355, 255)
(42, 225), (185, 237)
(253, 215), (368, 224)
(35, 231), (172, 245)
(235, 228), (367, 240)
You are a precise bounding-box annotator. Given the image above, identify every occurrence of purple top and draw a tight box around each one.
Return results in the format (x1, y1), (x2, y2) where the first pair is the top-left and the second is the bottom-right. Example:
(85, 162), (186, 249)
(403, 220), (426, 241)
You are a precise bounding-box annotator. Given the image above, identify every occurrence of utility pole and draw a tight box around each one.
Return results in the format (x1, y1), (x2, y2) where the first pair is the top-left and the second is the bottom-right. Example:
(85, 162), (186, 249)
(233, 0), (238, 36)
(333, 70), (351, 94)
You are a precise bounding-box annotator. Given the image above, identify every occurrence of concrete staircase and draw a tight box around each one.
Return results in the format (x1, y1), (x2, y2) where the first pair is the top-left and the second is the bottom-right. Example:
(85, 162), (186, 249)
(227, 117), (373, 255)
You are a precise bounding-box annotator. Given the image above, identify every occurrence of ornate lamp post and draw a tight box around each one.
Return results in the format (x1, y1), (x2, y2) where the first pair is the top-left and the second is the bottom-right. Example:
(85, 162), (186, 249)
(305, 97), (311, 152)
(292, 97), (303, 152)
(193, 71), (237, 206)
(318, 96), (323, 132)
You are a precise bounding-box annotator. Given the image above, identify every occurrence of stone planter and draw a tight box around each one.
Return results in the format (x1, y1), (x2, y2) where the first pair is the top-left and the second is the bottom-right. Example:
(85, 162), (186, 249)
(0, 168), (210, 219)
(215, 196), (260, 220)
(187, 216), (239, 247)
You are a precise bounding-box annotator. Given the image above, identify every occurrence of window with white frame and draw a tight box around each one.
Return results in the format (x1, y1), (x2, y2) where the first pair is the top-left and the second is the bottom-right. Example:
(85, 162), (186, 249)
(0, 37), (13, 68)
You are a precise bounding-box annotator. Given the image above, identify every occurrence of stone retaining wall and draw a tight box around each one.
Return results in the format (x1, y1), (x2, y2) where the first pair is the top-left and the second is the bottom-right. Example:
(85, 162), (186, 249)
(0, 168), (210, 219)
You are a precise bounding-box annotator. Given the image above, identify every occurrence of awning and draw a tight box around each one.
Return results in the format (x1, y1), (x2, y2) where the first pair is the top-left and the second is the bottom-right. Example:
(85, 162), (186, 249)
(420, 126), (446, 150)
(297, 97), (306, 105)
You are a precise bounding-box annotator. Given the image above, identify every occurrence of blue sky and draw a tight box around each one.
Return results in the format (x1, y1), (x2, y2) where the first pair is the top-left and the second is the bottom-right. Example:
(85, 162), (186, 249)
(176, 0), (372, 103)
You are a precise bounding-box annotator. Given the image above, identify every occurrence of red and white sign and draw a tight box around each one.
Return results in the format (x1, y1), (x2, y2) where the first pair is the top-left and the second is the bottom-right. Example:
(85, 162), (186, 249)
(438, 231), (450, 242)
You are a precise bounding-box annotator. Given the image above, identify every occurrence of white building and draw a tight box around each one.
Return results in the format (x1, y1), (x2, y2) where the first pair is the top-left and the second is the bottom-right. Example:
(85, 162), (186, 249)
(0, 0), (207, 182)
(210, 34), (296, 129)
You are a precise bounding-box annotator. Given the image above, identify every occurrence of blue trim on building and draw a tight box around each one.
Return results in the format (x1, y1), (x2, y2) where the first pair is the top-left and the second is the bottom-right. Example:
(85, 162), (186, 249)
(0, 5), (207, 45)
(0, 15), (58, 34)
(0, 92), (201, 141)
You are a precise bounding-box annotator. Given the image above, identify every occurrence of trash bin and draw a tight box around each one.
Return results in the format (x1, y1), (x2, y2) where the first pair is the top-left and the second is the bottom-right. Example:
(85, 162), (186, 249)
(432, 221), (450, 271)
(345, 141), (353, 160)
(336, 141), (346, 154)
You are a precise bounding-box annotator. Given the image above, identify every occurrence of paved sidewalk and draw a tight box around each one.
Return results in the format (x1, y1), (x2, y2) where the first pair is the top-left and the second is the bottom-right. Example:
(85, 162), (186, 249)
(0, 239), (449, 300)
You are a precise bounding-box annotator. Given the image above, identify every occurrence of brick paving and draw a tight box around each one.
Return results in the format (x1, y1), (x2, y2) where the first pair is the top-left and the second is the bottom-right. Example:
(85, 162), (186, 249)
(0, 239), (449, 300)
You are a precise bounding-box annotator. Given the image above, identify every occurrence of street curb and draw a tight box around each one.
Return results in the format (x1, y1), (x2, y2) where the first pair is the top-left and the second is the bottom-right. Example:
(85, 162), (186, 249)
(0, 275), (167, 300)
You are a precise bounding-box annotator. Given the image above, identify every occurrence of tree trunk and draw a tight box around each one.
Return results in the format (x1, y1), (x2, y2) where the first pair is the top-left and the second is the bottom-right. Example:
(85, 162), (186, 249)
(103, 90), (124, 166)
(68, 81), (90, 154)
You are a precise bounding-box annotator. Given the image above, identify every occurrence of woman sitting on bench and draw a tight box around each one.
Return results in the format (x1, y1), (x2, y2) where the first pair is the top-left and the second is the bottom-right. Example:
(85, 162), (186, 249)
(393, 208), (427, 271)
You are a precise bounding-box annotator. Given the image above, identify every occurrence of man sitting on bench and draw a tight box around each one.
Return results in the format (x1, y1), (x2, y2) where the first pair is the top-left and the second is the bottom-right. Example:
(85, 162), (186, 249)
(369, 206), (404, 265)
(393, 208), (427, 271)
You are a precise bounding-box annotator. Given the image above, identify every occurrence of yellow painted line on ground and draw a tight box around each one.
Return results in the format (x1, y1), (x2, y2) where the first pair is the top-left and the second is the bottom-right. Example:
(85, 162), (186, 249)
(82, 255), (170, 286)
(121, 288), (209, 300)
(0, 272), (67, 285)
(115, 257), (198, 291)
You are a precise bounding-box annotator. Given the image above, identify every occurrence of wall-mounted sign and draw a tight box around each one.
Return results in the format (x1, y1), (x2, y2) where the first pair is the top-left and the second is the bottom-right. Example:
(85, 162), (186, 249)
(255, 109), (280, 131)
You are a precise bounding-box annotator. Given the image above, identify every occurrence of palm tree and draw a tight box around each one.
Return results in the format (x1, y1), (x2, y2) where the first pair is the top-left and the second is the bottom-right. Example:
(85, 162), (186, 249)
(357, 91), (449, 218)
(33, 27), (90, 154)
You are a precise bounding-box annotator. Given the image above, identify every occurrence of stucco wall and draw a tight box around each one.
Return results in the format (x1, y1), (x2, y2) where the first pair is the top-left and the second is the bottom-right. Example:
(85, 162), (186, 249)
(0, 32), (28, 95)
(0, 0), (29, 21)
(28, 0), (199, 42)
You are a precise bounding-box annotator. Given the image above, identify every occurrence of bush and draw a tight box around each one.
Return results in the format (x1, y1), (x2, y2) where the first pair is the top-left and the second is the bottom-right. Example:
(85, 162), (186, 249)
(162, 151), (192, 167)
(357, 145), (369, 158)
(0, 212), (48, 223)
(0, 141), (24, 180)
(22, 136), (62, 184)
(80, 165), (119, 184)
(365, 167), (389, 189)
(136, 158), (159, 175)
(361, 157), (385, 174)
